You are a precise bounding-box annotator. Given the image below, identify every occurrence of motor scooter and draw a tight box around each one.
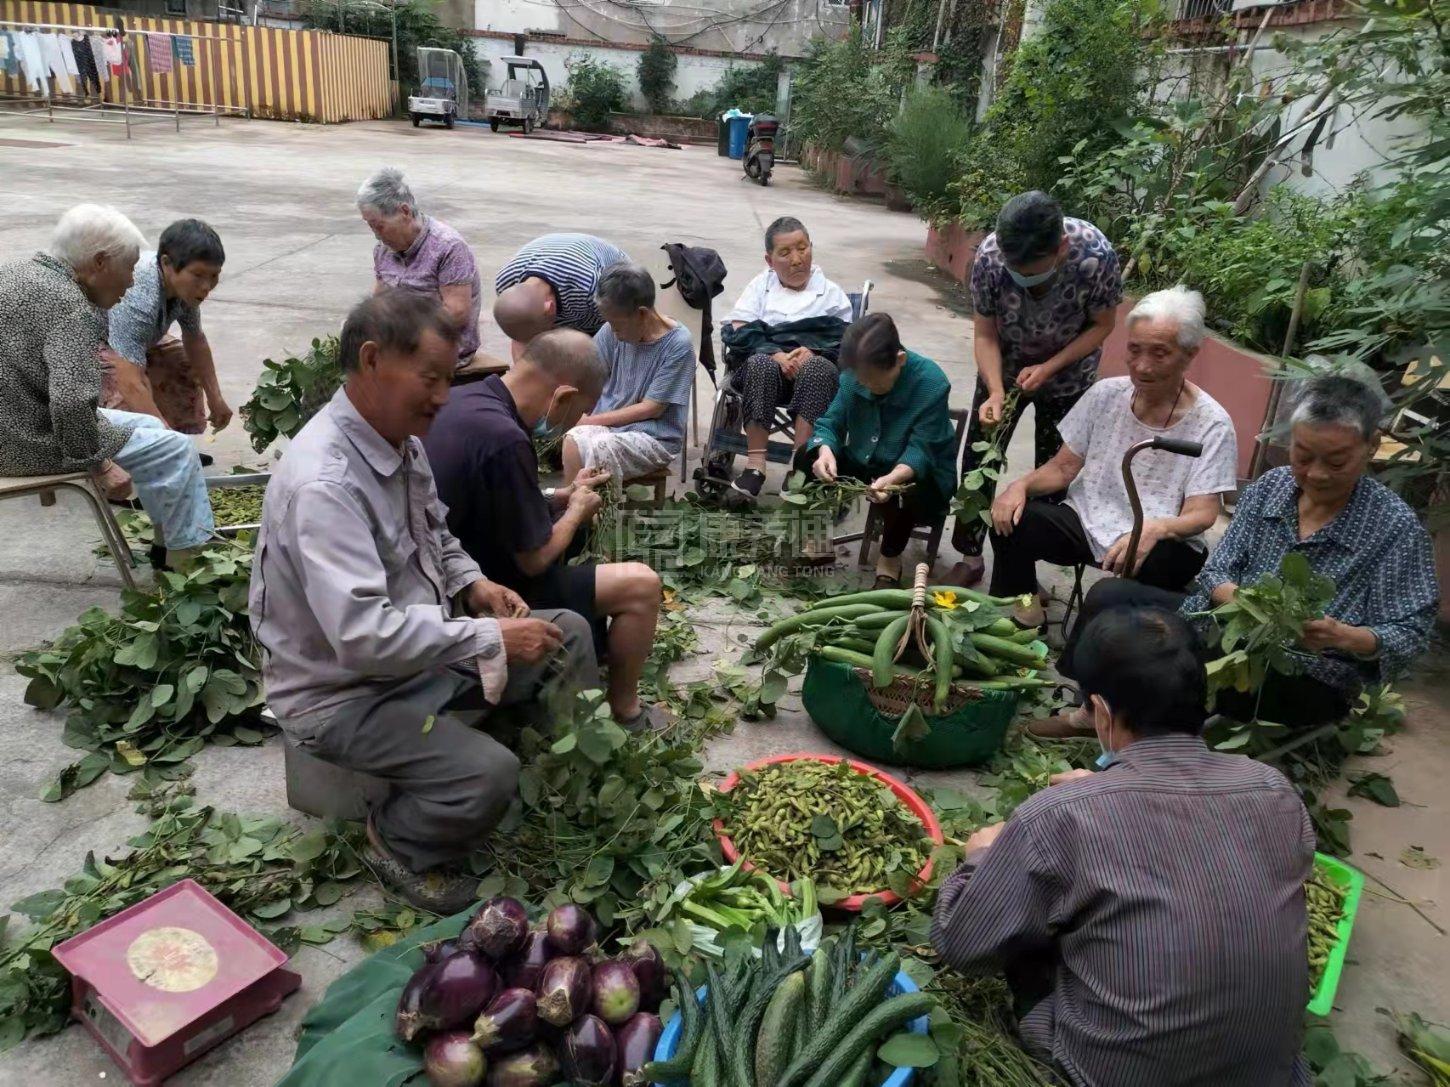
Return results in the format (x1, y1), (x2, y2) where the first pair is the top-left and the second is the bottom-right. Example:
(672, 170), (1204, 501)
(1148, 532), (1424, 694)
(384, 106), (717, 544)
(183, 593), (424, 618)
(744, 114), (777, 186)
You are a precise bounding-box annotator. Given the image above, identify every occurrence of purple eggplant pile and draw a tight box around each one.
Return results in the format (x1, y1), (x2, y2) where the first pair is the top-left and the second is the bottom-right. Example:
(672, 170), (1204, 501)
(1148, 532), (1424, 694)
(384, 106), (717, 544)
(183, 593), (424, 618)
(396, 899), (666, 1087)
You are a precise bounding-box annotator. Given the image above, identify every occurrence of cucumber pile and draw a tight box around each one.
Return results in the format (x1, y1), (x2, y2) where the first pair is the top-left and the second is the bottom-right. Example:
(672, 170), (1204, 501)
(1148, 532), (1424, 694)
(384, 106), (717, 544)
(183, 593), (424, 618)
(753, 585), (1051, 707)
(643, 928), (932, 1087)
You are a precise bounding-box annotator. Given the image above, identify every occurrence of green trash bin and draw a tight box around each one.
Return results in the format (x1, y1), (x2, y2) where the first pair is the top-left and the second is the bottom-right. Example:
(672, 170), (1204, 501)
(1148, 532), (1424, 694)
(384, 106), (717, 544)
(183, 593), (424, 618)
(801, 655), (1024, 770)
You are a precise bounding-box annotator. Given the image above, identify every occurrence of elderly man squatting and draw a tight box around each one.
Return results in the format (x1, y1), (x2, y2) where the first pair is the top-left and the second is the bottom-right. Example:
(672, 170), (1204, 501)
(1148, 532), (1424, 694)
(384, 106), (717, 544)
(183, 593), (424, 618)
(358, 167), (482, 366)
(561, 262), (697, 486)
(249, 289), (597, 913)
(493, 232), (630, 360)
(423, 328), (665, 730)
(720, 215), (853, 504)
(946, 191), (1123, 587)
(932, 606), (1315, 1087)
(988, 285), (1238, 627)
(1045, 371), (1438, 735)
(103, 217), (232, 442)
(0, 204), (214, 567)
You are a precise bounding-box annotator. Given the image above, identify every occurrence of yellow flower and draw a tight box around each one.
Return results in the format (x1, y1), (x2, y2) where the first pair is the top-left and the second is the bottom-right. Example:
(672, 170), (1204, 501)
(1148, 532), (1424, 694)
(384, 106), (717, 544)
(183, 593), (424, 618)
(931, 590), (959, 610)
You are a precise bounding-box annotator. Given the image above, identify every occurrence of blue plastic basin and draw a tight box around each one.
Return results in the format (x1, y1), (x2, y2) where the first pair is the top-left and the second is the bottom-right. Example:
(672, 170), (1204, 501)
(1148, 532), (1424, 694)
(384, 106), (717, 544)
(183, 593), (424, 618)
(651, 966), (928, 1086)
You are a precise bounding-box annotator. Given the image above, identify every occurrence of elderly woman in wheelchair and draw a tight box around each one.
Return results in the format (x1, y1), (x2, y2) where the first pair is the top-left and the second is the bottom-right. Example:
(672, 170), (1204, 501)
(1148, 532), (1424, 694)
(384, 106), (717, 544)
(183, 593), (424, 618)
(794, 314), (957, 587)
(718, 215), (854, 504)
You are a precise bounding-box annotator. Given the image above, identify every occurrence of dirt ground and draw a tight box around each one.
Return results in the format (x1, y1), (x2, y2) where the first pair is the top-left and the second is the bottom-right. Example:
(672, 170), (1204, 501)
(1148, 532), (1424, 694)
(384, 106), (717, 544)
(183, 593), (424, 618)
(0, 112), (1444, 1085)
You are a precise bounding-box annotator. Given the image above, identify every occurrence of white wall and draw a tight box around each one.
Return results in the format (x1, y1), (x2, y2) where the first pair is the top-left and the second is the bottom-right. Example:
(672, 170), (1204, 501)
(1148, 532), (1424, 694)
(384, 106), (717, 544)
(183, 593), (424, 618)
(473, 37), (771, 112)
(1155, 21), (1424, 199)
(473, 0), (848, 59)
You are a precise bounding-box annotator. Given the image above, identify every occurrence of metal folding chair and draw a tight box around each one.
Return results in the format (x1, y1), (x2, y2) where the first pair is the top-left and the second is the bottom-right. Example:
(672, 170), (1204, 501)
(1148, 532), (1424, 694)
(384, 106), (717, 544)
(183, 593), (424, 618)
(0, 472), (137, 588)
(693, 279), (872, 499)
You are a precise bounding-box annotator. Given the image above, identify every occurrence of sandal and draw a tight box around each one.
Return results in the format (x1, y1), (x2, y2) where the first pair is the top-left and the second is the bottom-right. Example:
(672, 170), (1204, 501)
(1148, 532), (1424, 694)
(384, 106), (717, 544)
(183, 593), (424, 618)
(872, 574), (899, 589)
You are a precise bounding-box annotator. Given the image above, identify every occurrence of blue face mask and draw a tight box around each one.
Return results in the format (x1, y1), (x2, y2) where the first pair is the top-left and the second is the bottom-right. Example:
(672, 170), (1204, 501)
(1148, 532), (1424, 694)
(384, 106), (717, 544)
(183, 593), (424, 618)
(1093, 700), (1119, 769)
(532, 393), (564, 441)
(1006, 262), (1059, 289)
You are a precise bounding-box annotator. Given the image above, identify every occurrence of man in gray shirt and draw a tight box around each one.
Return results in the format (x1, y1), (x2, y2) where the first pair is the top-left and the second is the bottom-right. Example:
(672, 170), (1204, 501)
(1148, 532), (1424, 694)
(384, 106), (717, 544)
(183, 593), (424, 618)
(931, 607), (1313, 1087)
(250, 289), (598, 913)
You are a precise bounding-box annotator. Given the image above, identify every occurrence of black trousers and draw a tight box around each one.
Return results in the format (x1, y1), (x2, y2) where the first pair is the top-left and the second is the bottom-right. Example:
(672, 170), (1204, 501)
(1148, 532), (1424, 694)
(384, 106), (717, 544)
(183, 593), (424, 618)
(952, 379), (1083, 556)
(794, 446), (944, 559)
(988, 500), (1207, 598)
(735, 352), (839, 430)
(1059, 577), (1353, 729)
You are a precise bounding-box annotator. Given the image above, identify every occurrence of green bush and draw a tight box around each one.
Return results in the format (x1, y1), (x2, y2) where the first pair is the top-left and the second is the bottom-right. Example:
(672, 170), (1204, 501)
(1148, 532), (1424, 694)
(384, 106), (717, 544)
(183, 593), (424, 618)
(679, 54), (783, 119)
(637, 37), (677, 115)
(790, 25), (914, 152)
(885, 86), (974, 217)
(564, 54), (628, 131)
(950, 0), (1157, 226)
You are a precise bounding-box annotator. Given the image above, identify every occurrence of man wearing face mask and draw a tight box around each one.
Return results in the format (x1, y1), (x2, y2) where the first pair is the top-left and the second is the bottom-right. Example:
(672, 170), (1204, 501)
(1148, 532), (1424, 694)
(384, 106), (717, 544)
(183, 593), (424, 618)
(251, 292), (599, 914)
(931, 607), (1315, 1087)
(944, 192), (1122, 587)
(423, 328), (665, 731)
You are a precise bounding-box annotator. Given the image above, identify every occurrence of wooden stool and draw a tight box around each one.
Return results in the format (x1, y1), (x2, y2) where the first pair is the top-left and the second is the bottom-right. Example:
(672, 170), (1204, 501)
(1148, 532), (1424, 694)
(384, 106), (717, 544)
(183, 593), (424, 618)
(0, 471), (137, 588)
(624, 468), (670, 508)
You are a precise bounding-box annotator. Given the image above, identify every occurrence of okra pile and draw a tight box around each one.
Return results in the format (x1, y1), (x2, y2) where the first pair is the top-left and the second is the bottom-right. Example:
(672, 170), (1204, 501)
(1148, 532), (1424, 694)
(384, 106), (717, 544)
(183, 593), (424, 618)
(209, 484), (267, 527)
(720, 760), (930, 895)
(642, 927), (932, 1087)
(753, 585), (1050, 709)
(1307, 868), (1347, 989)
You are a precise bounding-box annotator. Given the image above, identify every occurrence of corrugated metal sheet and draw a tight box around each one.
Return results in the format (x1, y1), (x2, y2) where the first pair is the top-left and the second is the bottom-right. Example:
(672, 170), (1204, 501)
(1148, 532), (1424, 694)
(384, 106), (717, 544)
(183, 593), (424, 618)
(0, 0), (392, 122)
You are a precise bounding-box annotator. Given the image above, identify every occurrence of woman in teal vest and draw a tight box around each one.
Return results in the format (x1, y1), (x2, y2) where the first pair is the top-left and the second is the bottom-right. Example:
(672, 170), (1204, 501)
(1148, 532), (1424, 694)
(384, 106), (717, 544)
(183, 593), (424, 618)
(797, 313), (957, 586)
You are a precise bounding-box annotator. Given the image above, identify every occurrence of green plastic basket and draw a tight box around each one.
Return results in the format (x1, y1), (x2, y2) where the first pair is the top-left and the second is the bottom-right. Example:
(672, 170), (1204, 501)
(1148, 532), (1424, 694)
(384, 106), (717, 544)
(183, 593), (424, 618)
(1307, 852), (1364, 1016)
(801, 655), (1022, 769)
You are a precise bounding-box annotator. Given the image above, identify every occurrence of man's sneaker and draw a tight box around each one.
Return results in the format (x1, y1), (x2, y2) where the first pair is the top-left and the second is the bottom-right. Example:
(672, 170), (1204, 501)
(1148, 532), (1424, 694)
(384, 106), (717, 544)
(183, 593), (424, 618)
(363, 833), (479, 915)
(730, 468), (766, 502)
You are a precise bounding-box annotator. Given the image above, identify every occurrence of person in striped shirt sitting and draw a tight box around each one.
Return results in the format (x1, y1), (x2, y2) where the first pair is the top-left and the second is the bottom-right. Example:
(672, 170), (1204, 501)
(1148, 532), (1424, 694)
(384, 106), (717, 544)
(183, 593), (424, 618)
(492, 232), (630, 360)
(932, 606), (1314, 1087)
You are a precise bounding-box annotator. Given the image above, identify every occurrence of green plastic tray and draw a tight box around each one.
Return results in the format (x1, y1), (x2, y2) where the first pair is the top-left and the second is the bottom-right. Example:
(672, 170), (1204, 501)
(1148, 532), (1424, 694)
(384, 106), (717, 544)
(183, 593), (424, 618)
(801, 655), (1022, 769)
(1307, 852), (1364, 1016)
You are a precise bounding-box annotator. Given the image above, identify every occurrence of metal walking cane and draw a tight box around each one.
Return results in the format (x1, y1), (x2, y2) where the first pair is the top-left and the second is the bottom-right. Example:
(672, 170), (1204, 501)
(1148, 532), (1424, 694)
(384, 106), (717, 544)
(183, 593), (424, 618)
(1118, 436), (1204, 577)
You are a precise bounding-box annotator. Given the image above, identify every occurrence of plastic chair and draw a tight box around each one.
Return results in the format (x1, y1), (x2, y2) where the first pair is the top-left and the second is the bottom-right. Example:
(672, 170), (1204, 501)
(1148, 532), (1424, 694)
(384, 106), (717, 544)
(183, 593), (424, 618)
(693, 280), (872, 499)
(0, 471), (137, 588)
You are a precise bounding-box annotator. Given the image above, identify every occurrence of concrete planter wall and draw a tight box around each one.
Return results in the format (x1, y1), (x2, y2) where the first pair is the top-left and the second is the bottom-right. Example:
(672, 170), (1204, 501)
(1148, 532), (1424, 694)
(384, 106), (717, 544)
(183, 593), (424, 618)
(924, 222), (987, 284)
(544, 109), (716, 141)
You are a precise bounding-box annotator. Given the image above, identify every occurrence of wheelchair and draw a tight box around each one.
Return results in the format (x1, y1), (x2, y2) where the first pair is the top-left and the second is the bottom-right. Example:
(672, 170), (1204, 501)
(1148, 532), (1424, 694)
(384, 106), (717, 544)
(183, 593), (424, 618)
(692, 280), (872, 502)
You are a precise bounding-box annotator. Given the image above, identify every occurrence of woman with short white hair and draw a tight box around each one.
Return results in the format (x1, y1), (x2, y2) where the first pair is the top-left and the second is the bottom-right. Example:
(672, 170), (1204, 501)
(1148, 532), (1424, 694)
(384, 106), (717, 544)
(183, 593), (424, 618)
(988, 284), (1240, 626)
(1039, 369), (1438, 736)
(0, 204), (214, 568)
(358, 167), (482, 366)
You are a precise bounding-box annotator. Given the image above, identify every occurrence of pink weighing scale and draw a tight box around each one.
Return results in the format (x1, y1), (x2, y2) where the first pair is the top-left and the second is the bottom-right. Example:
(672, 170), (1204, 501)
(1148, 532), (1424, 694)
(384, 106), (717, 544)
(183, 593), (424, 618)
(52, 879), (301, 1085)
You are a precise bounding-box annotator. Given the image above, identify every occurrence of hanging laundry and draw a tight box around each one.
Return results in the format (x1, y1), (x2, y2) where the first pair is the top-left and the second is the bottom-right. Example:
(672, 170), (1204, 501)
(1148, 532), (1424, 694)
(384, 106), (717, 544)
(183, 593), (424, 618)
(71, 34), (101, 93)
(101, 34), (127, 77)
(13, 31), (48, 93)
(88, 34), (108, 83)
(0, 31), (19, 78)
(171, 34), (195, 66)
(38, 33), (75, 93)
(145, 32), (173, 74)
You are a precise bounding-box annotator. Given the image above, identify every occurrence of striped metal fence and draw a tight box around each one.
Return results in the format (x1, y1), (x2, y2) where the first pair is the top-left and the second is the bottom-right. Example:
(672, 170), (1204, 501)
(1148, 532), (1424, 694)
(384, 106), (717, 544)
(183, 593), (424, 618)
(0, 0), (393, 122)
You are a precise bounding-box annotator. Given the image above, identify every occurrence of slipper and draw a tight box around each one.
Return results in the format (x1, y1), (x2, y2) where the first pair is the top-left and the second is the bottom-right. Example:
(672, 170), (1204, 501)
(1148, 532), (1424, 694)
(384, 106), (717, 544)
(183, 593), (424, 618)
(873, 573), (900, 589)
(618, 703), (670, 733)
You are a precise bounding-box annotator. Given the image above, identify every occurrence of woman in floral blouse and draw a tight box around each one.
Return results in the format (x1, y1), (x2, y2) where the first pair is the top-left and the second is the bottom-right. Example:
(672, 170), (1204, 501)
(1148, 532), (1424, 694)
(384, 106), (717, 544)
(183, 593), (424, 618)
(1042, 373), (1438, 733)
(946, 191), (1123, 587)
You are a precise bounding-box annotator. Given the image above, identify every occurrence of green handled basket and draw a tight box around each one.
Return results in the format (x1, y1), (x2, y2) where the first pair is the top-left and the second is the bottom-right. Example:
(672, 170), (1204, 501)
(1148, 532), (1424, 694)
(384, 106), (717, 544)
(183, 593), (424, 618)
(801, 654), (1027, 769)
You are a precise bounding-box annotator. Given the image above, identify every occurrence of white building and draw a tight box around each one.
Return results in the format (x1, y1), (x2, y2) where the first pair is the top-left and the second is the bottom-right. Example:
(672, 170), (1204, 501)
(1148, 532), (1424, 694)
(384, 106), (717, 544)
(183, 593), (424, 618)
(469, 0), (850, 111)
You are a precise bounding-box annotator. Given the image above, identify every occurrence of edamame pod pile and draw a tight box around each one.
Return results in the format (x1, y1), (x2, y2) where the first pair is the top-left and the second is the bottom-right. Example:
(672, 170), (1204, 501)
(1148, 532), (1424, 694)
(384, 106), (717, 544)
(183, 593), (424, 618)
(720, 760), (931, 896)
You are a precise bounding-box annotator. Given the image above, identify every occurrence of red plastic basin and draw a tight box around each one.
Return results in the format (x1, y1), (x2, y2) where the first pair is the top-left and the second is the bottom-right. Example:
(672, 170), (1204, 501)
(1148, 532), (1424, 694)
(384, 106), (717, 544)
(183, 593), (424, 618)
(712, 752), (944, 911)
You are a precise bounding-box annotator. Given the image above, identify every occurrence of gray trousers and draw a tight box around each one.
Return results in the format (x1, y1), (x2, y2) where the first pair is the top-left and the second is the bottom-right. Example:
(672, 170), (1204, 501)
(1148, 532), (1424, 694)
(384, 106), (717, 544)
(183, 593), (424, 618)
(291, 609), (597, 871)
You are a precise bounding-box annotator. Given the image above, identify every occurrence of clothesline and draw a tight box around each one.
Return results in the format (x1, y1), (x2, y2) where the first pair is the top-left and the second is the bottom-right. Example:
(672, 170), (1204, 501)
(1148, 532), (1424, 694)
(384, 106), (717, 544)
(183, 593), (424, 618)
(1, 21), (209, 102)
